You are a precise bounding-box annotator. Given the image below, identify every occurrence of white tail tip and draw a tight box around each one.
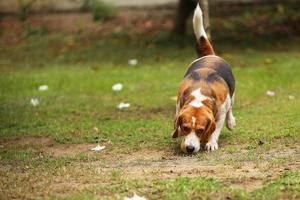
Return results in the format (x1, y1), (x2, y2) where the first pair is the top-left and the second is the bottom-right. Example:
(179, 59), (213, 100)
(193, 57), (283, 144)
(193, 4), (207, 40)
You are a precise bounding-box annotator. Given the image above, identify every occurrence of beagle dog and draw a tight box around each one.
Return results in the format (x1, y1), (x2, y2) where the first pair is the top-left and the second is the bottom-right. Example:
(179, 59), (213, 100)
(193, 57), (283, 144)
(172, 4), (236, 154)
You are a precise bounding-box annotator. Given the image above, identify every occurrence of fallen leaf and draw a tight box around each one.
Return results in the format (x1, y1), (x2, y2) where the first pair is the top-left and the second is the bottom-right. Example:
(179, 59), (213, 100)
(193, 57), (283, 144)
(112, 83), (123, 91)
(91, 64), (99, 71)
(90, 144), (105, 152)
(30, 98), (39, 106)
(266, 90), (275, 97)
(263, 58), (274, 65)
(124, 193), (146, 200)
(128, 59), (138, 66)
(118, 102), (130, 109)
(38, 85), (48, 91)
(154, 54), (161, 62)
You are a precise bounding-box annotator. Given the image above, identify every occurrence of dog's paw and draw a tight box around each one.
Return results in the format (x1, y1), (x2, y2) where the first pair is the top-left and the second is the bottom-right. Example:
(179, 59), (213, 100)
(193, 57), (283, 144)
(205, 141), (218, 151)
(226, 116), (236, 130)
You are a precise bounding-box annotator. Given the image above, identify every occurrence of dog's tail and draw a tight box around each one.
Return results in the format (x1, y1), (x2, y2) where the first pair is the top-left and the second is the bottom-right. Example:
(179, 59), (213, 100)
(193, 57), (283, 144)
(193, 4), (215, 57)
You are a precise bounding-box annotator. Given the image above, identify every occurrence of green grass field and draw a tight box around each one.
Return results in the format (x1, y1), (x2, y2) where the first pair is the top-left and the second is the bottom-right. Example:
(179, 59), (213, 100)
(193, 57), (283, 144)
(1, 12), (300, 199)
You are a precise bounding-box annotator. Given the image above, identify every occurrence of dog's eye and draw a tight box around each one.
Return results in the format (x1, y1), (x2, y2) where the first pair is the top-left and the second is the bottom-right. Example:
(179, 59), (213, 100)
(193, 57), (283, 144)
(196, 128), (204, 135)
(182, 125), (191, 133)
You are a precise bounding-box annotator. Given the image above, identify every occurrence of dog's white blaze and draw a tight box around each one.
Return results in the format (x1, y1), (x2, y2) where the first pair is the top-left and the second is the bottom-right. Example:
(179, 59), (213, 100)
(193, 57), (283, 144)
(184, 131), (200, 152)
(189, 88), (208, 108)
(192, 116), (196, 128)
(193, 4), (207, 40)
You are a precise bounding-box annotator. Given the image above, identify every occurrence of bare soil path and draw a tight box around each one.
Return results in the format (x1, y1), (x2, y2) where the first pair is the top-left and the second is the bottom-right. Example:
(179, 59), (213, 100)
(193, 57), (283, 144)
(1, 136), (299, 199)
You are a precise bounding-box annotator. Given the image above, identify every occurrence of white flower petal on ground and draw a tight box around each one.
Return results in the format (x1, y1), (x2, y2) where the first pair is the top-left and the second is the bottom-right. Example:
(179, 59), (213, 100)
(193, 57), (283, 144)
(38, 85), (48, 91)
(118, 102), (130, 109)
(30, 98), (39, 106)
(128, 59), (138, 66)
(90, 144), (105, 152)
(266, 90), (275, 97)
(124, 193), (146, 200)
(112, 83), (123, 91)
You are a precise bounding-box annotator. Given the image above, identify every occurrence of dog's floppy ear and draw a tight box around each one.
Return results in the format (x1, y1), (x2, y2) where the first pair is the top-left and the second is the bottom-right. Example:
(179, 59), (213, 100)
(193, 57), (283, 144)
(172, 129), (178, 138)
(172, 114), (182, 138)
(203, 117), (216, 139)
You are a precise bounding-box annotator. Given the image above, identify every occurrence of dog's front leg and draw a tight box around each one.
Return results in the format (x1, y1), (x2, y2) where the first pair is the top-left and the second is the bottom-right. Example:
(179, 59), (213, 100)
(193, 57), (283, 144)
(206, 95), (231, 151)
(205, 112), (226, 151)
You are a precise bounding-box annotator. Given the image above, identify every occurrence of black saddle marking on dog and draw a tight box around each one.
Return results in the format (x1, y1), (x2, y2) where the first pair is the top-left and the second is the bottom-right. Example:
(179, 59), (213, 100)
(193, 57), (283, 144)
(189, 71), (201, 81)
(184, 56), (235, 97)
(205, 71), (220, 83)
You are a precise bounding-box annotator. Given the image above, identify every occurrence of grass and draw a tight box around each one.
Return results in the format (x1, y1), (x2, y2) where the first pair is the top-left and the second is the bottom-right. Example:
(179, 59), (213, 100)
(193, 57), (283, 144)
(252, 171), (300, 200)
(1, 35), (299, 147)
(46, 172), (300, 200)
(1, 9), (300, 199)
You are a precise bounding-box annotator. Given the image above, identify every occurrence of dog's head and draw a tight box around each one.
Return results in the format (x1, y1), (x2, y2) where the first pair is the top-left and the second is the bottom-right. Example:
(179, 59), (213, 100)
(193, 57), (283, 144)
(172, 104), (216, 154)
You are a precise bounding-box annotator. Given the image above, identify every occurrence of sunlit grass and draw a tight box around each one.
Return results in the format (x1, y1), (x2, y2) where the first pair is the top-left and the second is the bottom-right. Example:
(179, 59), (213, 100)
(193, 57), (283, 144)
(0, 28), (300, 199)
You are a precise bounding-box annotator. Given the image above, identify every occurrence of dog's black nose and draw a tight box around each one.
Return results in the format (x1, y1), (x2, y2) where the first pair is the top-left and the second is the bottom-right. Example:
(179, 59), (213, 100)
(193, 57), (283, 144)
(186, 145), (195, 154)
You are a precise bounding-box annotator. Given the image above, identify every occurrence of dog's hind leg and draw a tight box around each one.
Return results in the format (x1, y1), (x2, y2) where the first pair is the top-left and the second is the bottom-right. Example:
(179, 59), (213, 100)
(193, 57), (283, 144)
(226, 108), (236, 130)
(226, 94), (236, 130)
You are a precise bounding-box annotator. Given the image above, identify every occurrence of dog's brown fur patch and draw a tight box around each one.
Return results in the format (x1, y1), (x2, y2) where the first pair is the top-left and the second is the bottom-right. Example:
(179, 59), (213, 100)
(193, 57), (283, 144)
(196, 36), (215, 57)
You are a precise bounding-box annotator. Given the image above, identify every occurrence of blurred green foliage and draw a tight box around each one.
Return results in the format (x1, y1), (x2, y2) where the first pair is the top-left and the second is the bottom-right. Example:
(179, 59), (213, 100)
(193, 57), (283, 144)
(16, 0), (35, 21)
(82, 0), (117, 22)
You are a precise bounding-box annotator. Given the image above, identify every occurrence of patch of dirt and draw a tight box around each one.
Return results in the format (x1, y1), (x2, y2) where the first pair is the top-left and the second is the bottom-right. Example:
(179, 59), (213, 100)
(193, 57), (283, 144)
(80, 143), (300, 192)
(45, 143), (97, 157)
(0, 136), (53, 147)
(1, 136), (300, 194)
(0, 136), (102, 157)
